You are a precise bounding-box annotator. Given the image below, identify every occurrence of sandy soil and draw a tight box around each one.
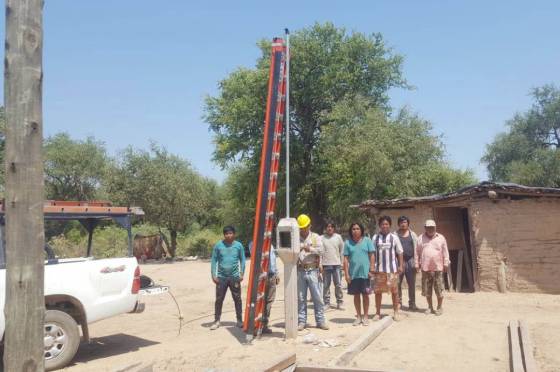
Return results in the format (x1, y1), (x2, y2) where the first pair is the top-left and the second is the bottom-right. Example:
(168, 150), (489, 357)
(63, 261), (560, 372)
(64, 260), (295, 372)
(297, 288), (560, 372)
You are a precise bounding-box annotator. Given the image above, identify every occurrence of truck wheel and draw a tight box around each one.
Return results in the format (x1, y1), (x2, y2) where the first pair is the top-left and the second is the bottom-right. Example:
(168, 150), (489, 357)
(44, 309), (80, 371)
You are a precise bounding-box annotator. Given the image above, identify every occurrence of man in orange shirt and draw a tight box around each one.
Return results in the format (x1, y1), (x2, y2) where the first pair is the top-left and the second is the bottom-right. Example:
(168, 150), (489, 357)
(415, 219), (449, 316)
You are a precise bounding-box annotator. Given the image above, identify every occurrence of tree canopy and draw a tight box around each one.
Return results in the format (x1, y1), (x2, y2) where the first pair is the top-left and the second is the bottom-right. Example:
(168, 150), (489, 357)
(482, 84), (560, 187)
(205, 23), (474, 235)
(44, 133), (108, 200)
(320, 98), (475, 222)
(104, 143), (218, 254)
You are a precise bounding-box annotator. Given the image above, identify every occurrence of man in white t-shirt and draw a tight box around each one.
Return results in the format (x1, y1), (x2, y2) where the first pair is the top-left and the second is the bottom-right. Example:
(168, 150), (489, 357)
(321, 222), (345, 310)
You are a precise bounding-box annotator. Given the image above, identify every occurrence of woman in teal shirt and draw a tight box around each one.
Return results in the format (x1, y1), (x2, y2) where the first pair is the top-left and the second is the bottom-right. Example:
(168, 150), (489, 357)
(343, 222), (375, 326)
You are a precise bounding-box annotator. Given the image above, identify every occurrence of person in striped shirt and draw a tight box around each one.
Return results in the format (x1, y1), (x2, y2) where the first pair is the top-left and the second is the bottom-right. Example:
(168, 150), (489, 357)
(372, 216), (404, 321)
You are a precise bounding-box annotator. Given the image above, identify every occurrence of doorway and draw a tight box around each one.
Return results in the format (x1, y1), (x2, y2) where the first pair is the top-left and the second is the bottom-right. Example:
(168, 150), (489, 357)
(433, 207), (476, 292)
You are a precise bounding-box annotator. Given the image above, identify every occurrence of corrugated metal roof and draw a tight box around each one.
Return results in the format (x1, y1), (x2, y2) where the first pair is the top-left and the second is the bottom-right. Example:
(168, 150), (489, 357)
(357, 181), (560, 210)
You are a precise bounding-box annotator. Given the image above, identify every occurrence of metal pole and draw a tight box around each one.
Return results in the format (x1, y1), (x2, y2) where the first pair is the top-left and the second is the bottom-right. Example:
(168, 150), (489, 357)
(284, 28), (290, 218)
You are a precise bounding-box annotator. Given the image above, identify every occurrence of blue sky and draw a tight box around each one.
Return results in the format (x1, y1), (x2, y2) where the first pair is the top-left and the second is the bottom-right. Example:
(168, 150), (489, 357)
(1, 1), (558, 182)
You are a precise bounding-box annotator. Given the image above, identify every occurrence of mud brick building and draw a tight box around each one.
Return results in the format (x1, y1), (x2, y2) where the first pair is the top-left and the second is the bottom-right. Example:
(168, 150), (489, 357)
(357, 182), (560, 294)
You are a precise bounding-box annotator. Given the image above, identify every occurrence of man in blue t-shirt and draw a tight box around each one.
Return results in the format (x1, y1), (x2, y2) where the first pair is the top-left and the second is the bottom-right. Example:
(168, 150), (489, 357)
(210, 226), (246, 330)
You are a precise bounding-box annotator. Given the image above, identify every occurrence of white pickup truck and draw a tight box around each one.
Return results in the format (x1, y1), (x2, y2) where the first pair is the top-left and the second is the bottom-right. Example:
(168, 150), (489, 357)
(0, 201), (164, 371)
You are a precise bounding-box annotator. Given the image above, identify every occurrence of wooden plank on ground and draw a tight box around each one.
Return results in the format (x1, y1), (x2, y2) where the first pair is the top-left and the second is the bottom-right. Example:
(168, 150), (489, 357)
(462, 246), (474, 291)
(329, 316), (393, 367)
(264, 352), (296, 372)
(518, 320), (537, 372)
(281, 365), (297, 372)
(296, 366), (403, 372)
(456, 250), (464, 292)
(508, 320), (524, 372)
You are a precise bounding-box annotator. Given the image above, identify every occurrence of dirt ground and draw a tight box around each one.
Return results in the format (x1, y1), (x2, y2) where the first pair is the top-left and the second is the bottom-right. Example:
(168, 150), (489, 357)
(297, 286), (560, 372)
(64, 260), (295, 372)
(63, 261), (560, 372)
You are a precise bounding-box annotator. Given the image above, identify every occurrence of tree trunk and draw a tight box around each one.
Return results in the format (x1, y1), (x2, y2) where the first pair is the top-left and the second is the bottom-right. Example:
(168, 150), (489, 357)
(169, 229), (177, 257)
(4, 0), (45, 371)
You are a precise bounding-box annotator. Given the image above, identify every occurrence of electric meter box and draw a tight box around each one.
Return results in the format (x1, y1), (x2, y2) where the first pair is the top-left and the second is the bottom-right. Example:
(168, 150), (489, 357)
(276, 218), (299, 264)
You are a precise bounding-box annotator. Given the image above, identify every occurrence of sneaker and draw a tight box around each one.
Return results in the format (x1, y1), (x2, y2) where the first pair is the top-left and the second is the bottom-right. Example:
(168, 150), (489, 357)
(409, 304), (418, 312)
(393, 312), (400, 322)
(298, 323), (306, 331)
(353, 316), (362, 326)
(425, 308), (436, 315)
(337, 303), (345, 310)
(236, 320), (244, 328)
(324, 304), (331, 312)
(435, 308), (443, 316)
(261, 327), (273, 334)
(372, 314), (381, 321)
(362, 317), (370, 326)
(317, 323), (330, 330)
(210, 321), (220, 330)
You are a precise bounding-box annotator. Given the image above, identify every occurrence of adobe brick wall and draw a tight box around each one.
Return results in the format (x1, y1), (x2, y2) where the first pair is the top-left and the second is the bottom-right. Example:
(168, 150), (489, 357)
(471, 197), (560, 294)
(367, 205), (433, 237)
(369, 197), (560, 294)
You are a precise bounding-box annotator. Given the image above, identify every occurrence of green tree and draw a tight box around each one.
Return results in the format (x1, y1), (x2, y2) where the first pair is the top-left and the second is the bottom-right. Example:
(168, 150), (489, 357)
(482, 84), (560, 187)
(206, 23), (473, 236)
(205, 23), (408, 227)
(320, 98), (475, 224)
(104, 143), (209, 255)
(44, 133), (108, 200)
(219, 164), (259, 243)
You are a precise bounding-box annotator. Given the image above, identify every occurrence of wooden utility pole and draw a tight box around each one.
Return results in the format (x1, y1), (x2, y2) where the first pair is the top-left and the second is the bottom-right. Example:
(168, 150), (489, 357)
(4, 0), (45, 371)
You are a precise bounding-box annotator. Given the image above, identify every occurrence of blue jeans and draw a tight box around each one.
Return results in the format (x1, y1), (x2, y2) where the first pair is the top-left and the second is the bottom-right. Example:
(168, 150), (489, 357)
(298, 269), (325, 325)
(323, 265), (343, 306)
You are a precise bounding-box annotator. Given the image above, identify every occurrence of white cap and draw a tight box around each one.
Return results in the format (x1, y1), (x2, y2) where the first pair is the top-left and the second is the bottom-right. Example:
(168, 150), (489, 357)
(424, 219), (436, 227)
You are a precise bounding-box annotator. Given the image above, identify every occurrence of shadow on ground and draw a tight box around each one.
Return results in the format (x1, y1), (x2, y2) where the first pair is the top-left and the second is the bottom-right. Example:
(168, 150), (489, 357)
(202, 320), (285, 343)
(71, 333), (159, 364)
(329, 317), (355, 324)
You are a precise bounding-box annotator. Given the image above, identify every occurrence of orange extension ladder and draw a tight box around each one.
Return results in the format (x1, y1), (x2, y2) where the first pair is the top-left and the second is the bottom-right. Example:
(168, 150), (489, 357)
(243, 37), (287, 339)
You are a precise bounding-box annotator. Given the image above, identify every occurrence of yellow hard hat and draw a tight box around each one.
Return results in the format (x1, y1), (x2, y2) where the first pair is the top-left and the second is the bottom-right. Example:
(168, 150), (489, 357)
(297, 214), (311, 229)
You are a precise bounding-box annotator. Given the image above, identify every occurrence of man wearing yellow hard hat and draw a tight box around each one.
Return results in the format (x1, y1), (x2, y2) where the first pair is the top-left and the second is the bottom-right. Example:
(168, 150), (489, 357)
(297, 214), (329, 331)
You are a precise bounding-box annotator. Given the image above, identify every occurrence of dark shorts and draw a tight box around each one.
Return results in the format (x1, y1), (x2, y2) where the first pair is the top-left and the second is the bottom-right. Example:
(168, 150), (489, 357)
(348, 278), (371, 295)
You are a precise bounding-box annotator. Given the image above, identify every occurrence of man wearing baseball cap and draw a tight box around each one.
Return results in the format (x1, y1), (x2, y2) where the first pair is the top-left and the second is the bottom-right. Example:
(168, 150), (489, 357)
(415, 219), (450, 316)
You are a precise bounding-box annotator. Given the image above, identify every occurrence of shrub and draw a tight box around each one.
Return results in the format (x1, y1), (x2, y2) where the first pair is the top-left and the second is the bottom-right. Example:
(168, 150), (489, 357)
(176, 229), (222, 259)
(48, 223), (223, 260)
